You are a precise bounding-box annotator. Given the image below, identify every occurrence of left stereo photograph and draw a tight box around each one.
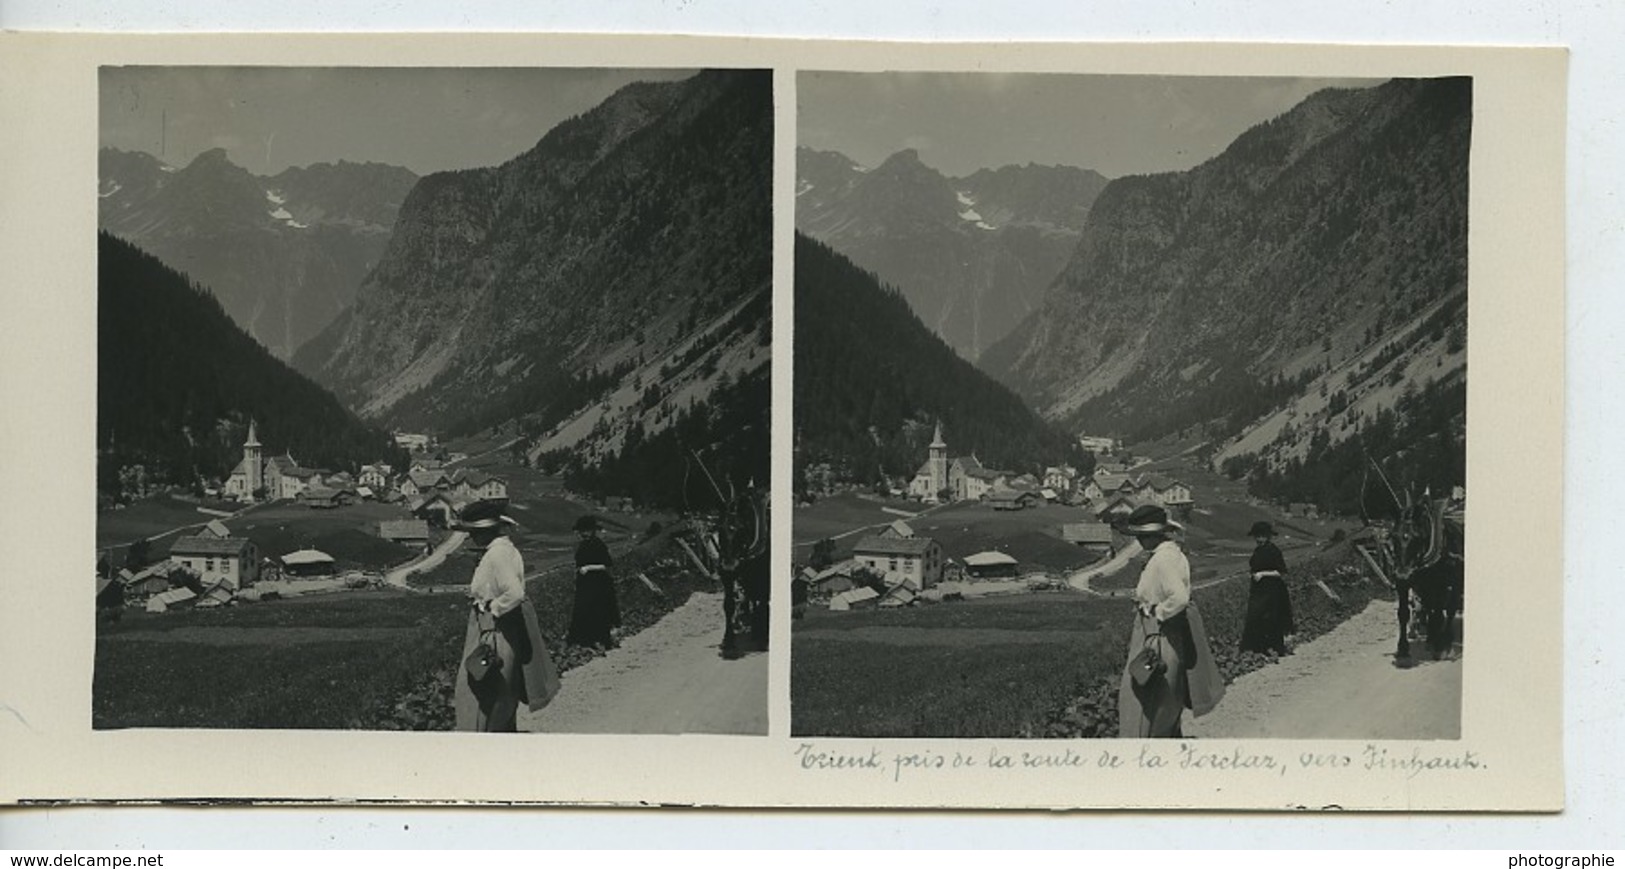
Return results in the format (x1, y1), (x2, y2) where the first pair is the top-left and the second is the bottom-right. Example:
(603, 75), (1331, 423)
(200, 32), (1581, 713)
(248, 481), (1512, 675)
(94, 66), (773, 734)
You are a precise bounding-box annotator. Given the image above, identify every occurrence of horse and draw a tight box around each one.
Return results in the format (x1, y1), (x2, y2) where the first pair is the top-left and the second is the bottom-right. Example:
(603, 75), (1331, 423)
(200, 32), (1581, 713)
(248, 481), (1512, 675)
(1389, 496), (1465, 661)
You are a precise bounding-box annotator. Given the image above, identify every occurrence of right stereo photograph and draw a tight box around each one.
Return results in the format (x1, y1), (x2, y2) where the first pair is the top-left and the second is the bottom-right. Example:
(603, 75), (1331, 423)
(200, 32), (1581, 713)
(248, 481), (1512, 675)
(791, 71), (1469, 741)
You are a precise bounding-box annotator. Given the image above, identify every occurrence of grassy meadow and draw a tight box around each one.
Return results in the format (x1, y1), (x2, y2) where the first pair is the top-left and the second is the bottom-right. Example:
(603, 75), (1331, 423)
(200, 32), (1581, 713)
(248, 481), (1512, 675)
(792, 593), (1130, 737)
(93, 505), (719, 730)
(792, 545), (1384, 738)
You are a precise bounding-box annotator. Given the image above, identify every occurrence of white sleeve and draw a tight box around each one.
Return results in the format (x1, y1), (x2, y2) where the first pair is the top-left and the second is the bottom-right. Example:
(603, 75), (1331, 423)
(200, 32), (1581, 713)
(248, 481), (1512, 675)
(488, 546), (526, 617)
(1153, 553), (1191, 621)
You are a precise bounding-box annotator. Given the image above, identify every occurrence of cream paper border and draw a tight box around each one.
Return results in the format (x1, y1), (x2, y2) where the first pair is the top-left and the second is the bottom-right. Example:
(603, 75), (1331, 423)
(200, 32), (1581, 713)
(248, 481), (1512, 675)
(0, 33), (1565, 810)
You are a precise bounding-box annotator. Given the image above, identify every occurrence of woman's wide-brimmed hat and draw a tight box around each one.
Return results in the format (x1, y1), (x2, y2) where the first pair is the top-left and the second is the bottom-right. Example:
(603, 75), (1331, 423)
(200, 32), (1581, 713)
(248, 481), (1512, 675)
(452, 499), (517, 531)
(1247, 520), (1276, 538)
(1117, 504), (1182, 536)
(573, 514), (600, 533)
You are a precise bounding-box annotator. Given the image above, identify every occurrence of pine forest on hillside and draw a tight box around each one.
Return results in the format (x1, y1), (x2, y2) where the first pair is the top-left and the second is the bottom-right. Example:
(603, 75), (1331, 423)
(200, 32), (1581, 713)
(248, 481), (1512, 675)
(97, 232), (402, 501)
(794, 234), (1091, 489)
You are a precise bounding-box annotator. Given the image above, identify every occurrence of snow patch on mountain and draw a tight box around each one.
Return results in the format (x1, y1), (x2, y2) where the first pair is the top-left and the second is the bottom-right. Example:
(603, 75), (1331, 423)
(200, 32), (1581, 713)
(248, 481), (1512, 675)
(269, 207), (293, 220)
(958, 208), (983, 222)
(975, 221), (997, 231)
(796, 180), (814, 197)
(956, 191), (975, 207)
(265, 189), (286, 205)
(100, 181), (122, 198)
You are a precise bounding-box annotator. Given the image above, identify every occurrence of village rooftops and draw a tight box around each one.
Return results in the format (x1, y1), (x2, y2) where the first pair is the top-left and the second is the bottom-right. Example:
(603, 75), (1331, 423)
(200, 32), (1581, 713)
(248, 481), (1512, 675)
(169, 535), (254, 557)
(851, 535), (937, 557)
(408, 470), (450, 488)
(884, 519), (915, 538)
(1094, 473), (1138, 492)
(452, 469), (504, 487)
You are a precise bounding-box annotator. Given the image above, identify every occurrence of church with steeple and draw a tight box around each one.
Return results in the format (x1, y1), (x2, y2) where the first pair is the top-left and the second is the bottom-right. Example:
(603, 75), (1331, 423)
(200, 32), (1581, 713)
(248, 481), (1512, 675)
(907, 421), (1014, 503)
(222, 420), (316, 502)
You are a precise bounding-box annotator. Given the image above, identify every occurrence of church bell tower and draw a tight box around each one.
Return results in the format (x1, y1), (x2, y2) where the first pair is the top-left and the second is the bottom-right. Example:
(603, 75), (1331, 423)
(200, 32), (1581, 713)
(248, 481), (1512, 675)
(929, 421), (948, 501)
(244, 419), (263, 500)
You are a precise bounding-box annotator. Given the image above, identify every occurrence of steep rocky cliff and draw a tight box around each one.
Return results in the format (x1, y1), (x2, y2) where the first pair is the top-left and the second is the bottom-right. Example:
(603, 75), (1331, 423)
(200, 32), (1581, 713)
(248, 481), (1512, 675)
(295, 70), (772, 458)
(980, 77), (1471, 465)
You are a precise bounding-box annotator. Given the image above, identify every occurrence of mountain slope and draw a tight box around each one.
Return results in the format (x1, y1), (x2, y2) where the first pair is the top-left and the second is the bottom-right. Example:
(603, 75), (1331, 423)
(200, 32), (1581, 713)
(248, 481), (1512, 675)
(981, 77), (1471, 471)
(295, 70), (772, 468)
(97, 233), (399, 498)
(796, 146), (1108, 361)
(99, 147), (418, 360)
(794, 234), (1089, 487)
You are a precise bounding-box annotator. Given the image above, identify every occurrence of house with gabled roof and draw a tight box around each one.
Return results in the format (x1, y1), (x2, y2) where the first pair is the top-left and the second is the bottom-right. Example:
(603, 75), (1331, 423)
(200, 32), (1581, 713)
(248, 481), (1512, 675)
(879, 519), (915, 539)
(1144, 475), (1194, 509)
(1043, 465), (1078, 492)
(401, 469), (451, 497)
(168, 534), (259, 591)
(379, 519), (431, 550)
(450, 469), (508, 502)
(851, 534), (944, 589)
(988, 488), (1040, 511)
(299, 486), (350, 509)
(1062, 522), (1117, 556)
(1095, 493), (1142, 523)
(949, 455), (1009, 501)
(358, 463), (393, 490)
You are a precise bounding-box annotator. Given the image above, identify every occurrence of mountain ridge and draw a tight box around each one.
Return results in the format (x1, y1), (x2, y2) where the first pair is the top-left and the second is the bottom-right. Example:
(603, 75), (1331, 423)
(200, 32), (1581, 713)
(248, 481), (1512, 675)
(99, 146), (419, 360)
(796, 145), (1109, 361)
(979, 77), (1470, 482)
(295, 70), (773, 480)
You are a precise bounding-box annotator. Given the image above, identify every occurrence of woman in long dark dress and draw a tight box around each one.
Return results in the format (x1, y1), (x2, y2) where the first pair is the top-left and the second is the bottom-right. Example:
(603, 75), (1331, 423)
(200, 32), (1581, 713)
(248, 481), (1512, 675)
(1239, 520), (1295, 655)
(566, 514), (621, 649)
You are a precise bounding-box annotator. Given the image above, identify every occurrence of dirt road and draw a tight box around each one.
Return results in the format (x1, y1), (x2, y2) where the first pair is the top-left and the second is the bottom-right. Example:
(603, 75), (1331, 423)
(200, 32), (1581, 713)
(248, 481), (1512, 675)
(1187, 599), (1462, 739)
(519, 591), (767, 735)
(383, 531), (465, 589)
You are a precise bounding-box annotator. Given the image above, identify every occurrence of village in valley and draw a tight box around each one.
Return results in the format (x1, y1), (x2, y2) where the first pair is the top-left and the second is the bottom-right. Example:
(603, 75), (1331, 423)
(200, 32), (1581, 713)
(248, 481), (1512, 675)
(97, 421), (533, 615)
(794, 423), (1221, 613)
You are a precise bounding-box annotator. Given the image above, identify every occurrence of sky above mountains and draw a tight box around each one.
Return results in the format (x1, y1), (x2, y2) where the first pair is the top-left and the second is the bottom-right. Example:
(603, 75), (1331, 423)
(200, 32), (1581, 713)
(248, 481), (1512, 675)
(799, 72), (1382, 178)
(100, 66), (695, 175)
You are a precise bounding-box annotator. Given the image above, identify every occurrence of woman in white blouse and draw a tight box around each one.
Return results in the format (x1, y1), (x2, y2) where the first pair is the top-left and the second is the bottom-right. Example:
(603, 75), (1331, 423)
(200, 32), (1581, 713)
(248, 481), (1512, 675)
(1116, 504), (1225, 738)
(452, 500), (560, 732)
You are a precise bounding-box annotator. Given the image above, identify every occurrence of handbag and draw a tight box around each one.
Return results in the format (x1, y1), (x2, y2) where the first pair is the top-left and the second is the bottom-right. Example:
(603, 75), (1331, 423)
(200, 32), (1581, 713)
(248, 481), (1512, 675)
(465, 631), (501, 682)
(465, 608), (502, 683)
(1128, 613), (1167, 687)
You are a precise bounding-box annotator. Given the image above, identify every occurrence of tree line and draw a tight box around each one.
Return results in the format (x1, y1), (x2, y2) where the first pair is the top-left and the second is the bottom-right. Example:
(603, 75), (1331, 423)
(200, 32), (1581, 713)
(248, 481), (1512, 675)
(97, 233), (402, 501)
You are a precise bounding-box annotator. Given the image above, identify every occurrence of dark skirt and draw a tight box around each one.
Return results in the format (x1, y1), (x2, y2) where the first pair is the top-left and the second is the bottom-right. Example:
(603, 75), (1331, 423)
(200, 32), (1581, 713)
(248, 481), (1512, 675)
(1239, 575), (1295, 654)
(567, 571), (621, 648)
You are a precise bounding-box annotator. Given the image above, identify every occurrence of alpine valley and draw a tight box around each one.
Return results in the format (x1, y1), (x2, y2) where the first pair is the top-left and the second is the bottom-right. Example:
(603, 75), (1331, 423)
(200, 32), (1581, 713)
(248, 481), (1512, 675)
(99, 147), (418, 360)
(293, 69), (773, 495)
(978, 77), (1471, 509)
